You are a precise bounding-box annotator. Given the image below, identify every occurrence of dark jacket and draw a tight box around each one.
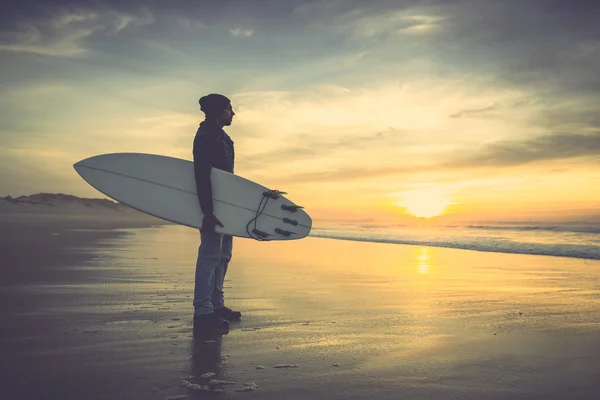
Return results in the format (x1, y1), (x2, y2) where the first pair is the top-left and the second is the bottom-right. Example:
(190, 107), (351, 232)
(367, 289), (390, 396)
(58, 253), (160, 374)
(193, 119), (235, 215)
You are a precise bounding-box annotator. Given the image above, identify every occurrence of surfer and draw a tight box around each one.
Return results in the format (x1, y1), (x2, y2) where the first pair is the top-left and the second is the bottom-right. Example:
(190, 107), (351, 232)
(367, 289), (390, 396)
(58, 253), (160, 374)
(192, 93), (241, 332)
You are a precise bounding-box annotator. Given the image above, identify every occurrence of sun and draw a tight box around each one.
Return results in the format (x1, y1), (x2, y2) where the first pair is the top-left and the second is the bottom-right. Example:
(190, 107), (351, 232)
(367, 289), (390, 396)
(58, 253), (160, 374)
(395, 188), (453, 218)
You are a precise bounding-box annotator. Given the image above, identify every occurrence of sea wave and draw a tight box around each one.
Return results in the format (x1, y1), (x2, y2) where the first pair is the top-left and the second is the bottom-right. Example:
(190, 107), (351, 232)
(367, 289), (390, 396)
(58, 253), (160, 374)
(460, 224), (600, 234)
(309, 227), (600, 261)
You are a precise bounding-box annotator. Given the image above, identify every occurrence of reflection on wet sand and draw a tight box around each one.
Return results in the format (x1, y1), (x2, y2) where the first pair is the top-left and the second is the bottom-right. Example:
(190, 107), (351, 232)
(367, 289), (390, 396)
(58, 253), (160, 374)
(417, 247), (431, 274)
(184, 332), (227, 396)
(186, 326), (257, 396)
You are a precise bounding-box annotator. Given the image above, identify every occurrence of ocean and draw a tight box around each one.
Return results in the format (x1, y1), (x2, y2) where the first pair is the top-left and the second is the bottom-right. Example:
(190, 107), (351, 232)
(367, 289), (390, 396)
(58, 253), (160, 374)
(310, 222), (600, 261)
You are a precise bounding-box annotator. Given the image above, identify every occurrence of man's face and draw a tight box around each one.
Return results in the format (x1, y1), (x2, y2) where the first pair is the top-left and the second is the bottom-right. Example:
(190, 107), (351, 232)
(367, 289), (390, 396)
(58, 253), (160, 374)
(217, 103), (235, 126)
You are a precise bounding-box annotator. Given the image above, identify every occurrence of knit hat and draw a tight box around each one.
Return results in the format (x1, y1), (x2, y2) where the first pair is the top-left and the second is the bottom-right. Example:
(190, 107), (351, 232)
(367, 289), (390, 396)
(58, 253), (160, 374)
(199, 93), (230, 116)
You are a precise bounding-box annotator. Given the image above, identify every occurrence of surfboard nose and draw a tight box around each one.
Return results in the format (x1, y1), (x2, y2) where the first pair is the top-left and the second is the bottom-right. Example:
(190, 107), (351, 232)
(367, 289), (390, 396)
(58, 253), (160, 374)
(74, 154), (106, 168)
(73, 158), (88, 173)
(73, 155), (97, 170)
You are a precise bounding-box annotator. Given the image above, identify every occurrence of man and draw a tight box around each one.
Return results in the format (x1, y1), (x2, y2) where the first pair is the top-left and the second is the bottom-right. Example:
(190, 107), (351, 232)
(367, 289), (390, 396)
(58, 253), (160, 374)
(192, 93), (241, 332)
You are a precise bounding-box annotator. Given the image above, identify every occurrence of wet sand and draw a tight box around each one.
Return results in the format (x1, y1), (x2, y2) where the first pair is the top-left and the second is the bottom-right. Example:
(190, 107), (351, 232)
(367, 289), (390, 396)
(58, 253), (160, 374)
(1, 216), (599, 399)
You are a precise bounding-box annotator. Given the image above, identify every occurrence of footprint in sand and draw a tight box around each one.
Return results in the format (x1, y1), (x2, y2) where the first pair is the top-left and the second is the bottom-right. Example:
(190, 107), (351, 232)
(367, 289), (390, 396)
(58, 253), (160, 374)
(234, 383), (259, 392)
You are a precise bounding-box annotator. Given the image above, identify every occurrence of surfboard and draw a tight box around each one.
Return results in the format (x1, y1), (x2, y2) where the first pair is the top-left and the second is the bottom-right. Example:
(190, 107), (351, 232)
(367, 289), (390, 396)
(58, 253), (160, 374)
(73, 153), (312, 240)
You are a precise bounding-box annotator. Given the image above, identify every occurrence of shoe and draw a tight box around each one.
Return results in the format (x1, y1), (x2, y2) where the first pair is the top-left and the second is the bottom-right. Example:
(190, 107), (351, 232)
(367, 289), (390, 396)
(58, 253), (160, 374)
(193, 312), (230, 332)
(214, 306), (242, 321)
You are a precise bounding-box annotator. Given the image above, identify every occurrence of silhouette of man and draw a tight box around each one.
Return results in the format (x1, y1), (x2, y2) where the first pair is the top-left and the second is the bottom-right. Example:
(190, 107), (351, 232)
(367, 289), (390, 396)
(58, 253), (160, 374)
(192, 93), (241, 332)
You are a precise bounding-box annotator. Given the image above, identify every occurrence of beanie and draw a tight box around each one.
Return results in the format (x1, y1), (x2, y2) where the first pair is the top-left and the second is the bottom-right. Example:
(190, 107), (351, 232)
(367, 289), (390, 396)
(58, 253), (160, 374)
(199, 93), (230, 116)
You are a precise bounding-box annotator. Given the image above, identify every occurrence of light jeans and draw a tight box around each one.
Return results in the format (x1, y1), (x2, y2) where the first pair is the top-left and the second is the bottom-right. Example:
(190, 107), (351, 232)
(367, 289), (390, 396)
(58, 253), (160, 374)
(193, 230), (233, 316)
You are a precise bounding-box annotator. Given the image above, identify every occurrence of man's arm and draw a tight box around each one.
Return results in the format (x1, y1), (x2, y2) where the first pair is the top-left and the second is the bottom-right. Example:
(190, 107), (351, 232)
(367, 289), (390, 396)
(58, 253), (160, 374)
(193, 133), (214, 215)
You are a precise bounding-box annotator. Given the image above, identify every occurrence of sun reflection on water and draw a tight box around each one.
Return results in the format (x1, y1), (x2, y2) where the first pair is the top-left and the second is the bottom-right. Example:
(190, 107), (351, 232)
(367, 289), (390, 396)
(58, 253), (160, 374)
(417, 247), (431, 274)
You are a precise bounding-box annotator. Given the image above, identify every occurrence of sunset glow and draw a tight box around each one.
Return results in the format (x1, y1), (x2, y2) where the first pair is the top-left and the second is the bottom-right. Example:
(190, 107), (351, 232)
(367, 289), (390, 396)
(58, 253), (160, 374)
(395, 188), (453, 219)
(1, 1), (599, 226)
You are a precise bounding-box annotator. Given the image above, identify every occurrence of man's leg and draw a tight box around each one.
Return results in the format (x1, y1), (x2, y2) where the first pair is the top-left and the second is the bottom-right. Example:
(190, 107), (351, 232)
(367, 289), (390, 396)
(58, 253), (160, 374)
(193, 230), (223, 316)
(211, 234), (231, 309)
(212, 235), (241, 320)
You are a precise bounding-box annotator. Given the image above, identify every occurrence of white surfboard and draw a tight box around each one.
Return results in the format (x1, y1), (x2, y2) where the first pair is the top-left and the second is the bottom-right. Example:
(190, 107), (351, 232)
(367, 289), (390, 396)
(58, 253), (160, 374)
(73, 153), (312, 240)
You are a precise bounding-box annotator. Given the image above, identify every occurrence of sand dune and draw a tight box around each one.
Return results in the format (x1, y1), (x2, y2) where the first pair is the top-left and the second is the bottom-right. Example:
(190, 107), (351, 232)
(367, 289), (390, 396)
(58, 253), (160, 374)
(0, 193), (170, 229)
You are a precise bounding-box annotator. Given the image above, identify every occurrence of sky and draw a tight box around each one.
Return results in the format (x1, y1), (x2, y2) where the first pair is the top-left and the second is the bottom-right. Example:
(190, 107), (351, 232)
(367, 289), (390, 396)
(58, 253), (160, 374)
(1, 0), (599, 226)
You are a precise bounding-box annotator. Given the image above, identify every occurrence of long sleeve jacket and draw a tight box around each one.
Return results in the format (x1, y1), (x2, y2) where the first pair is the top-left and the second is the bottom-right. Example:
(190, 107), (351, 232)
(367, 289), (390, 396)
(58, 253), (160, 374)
(192, 119), (235, 215)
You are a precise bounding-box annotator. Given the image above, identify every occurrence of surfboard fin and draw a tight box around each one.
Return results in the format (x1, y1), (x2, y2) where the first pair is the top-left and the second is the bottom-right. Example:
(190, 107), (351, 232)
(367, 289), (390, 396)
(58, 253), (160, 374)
(263, 190), (287, 199)
(275, 228), (296, 237)
(283, 218), (298, 226)
(281, 204), (304, 212)
(251, 229), (271, 239)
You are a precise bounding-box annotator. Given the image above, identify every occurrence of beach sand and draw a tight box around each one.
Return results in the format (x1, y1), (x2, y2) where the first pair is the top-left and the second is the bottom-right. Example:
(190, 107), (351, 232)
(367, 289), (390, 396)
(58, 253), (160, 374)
(1, 215), (599, 399)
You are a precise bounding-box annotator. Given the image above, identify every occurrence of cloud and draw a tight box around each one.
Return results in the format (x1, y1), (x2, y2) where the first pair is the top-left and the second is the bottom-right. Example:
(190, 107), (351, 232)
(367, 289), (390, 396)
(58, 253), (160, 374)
(450, 104), (500, 119)
(264, 164), (423, 185)
(334, 8), (445, 39)
(241, 128), (600, 186)
(230, 28), (254, 37)
(288, 0), (600, 104)
(238, 126), (403, 172)
(451, 131), (600, 167)
(0, 7), (154, 57)
(0, 22), (95, 57)
(165, 16), (207, 32)
(426, 0), (600, 96)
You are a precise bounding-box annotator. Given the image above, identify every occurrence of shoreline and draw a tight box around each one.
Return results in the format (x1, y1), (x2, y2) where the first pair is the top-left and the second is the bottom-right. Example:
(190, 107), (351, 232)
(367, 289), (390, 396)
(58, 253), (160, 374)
(0, 211), (172, 230)
(4, 207), (598, 262)
(311, 233), (600, 262)
(3, 210), (594, 264)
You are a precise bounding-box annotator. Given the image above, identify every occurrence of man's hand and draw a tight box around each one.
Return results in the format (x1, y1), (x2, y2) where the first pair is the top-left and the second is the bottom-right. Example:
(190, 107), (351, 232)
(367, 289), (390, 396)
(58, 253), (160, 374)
(202, 213), (224, 233)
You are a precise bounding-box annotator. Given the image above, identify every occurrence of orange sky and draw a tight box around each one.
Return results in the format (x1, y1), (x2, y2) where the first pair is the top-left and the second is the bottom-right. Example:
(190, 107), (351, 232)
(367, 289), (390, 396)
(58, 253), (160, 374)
(1, 1), (599, 225)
